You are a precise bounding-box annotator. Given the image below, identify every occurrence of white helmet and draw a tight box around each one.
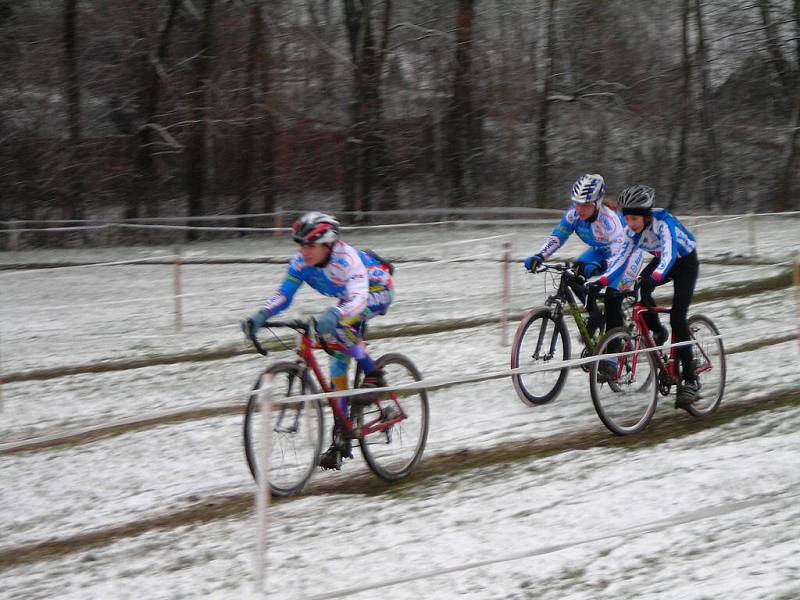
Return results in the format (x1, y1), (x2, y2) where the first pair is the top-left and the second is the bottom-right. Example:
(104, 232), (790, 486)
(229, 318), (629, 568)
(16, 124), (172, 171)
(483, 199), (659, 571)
(571, 174), (606, 207)
(291, 211), (340, 245)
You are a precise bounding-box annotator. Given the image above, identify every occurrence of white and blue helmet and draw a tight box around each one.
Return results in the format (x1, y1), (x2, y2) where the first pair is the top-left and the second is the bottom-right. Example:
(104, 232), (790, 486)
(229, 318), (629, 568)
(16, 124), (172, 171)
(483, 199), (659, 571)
(571, 174), (606, 207)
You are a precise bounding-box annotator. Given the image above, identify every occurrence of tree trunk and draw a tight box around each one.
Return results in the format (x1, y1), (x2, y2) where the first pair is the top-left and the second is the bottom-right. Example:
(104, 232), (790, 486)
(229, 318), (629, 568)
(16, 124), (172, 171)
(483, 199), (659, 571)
(693, 0), (722, 210)
(342, 0), (394, 222)
(444, 0), (476, 209)
(63, 0), (83, 230)
(130, 0), (181, 223)
(759, 0), (793, 112)
(237, 2), (263, 232)
(773, 0), (800, 211)
(534, 0), (557, 208)
(669, 0), (692, 212)
(185, 0), (215, 241)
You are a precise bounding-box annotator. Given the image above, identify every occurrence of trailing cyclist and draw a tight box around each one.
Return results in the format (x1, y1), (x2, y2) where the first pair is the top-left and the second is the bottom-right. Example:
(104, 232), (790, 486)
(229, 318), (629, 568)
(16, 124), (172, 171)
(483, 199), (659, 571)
(524, 174), (641, 340)
(602, 185), (700, 409)
(242, 211), (395, 469)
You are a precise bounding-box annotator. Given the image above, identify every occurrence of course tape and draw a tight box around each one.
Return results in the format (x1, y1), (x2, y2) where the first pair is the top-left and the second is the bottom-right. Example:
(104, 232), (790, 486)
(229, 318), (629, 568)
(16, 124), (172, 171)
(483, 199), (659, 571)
(250, 337), (714, 405)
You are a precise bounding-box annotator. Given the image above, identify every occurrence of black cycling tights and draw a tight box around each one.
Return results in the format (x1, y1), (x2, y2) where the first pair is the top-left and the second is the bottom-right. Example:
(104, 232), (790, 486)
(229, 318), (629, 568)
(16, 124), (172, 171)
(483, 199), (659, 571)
(640, 251), (699, 381)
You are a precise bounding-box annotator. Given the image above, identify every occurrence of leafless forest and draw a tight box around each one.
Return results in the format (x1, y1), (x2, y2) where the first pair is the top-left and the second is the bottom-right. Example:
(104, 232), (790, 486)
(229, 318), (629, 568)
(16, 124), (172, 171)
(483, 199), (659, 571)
(0, 0), (798, 241)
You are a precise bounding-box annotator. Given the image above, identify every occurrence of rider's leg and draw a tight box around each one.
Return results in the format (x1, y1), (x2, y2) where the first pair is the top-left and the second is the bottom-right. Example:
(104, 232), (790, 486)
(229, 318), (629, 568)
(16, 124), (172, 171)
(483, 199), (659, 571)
(576, 249), (606, 336)
(639, 257), (668, 344)
(668, 251), (699, 382)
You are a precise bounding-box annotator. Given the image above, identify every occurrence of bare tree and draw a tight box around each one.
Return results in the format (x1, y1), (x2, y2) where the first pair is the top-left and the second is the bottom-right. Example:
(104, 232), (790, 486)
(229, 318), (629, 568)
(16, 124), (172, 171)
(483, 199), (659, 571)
(669, 0), (693, 211)
(444, 0), (479, 208)
(342, 0), (396, 221)
(236, 0), (271, 229)
(534, 0), (557, 208)
(185, 0), (215, 240)
(693, 0), (722, 209)
(759, 0), (793, 113)
(63, 0), (84, 225)
(772, 0), (800, 210)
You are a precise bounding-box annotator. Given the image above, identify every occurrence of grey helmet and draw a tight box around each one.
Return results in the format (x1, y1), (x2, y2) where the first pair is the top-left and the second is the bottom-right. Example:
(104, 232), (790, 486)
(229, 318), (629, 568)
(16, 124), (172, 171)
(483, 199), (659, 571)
(617, 185), (656, 215)
(571, 174), (606, 207)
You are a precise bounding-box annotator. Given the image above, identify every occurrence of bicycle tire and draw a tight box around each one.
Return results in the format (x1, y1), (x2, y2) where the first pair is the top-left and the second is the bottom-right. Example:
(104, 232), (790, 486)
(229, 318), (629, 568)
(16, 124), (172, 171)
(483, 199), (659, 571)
(510, 307), (571, 406)
(590, 326), (659, 435)
(354, 353), (429, 482)
(243, 361), (324, 496)
(684, 314), (726, 417)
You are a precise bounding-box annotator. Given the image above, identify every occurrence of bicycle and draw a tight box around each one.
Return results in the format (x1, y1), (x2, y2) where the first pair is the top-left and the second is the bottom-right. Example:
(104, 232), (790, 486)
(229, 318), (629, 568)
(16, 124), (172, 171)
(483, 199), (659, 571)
(511, 262), (621, 406)
(588, 291), (726, 435)
(243, 319), (429, 496)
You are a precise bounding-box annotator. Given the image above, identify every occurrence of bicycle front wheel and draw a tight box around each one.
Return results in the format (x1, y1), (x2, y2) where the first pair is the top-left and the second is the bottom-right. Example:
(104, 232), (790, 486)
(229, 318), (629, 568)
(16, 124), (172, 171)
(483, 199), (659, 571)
(355, 353), (429, 482)
(510, 308), (571, 406)
(685, 314), (726, 417)
(590, 327), (658, 435)
(243, 362), (324, 496)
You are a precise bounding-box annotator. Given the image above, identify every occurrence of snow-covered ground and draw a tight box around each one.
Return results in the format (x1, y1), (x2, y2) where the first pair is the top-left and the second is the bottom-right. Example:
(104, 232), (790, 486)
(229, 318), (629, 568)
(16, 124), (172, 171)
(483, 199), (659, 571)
(1, 218), (799, 599)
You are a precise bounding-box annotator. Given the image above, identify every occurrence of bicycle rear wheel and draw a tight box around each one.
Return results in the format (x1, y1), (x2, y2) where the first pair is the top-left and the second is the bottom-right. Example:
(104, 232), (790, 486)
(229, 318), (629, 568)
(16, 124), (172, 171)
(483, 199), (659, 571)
(243, 362), (324, 496)
(685, 314), (726, 417)
(354, 353), (429, 481)
(510, 308), (571, 406)
(590, 327), (658, 435)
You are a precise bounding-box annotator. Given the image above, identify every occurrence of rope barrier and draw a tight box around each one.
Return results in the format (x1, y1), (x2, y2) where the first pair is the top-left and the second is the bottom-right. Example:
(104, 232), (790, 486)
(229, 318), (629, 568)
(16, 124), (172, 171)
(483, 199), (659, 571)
(247, 337), (712, 405)
(2, 207), (797, 228)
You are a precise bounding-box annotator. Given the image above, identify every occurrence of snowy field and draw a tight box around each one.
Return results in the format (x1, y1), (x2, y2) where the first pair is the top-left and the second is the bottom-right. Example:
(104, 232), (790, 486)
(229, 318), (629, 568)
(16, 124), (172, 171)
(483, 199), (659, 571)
(1, 216), (799, 599)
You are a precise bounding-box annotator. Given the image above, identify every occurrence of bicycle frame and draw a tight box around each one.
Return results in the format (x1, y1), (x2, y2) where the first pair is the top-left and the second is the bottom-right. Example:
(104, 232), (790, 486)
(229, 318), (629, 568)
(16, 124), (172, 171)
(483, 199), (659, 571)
(286, 328), (405, 440)
(541, 264), (600, 351)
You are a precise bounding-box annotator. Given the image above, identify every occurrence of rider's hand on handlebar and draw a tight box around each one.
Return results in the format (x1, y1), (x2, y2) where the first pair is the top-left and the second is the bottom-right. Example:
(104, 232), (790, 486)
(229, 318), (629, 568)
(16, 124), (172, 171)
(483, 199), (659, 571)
(584, 276), (608, 296)
(524, 254), (544, 272)
(241, 309), (271, 339)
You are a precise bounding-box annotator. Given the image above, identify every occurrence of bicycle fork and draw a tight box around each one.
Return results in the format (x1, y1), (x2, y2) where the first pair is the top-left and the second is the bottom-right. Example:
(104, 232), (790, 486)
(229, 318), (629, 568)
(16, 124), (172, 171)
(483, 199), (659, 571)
(534, 310), (562, 361)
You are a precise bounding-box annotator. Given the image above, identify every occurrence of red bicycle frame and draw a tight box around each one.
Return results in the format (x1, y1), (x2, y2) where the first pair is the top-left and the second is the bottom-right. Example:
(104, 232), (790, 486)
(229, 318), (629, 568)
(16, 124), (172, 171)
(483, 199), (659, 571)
(294, 332), (404, 439)
(627, 303), (713, 384)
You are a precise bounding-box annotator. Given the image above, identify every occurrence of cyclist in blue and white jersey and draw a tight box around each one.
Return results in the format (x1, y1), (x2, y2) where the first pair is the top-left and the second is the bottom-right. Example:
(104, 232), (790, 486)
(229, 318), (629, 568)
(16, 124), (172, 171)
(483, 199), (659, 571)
(524, 174), (643, 338)
(242, 211), (394, 469)
(602, 185), (699, 408)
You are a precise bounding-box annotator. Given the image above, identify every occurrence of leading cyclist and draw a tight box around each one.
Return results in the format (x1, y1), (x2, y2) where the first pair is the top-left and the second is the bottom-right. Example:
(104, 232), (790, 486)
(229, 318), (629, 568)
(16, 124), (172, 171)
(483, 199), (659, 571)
(242, 211), (394, 469)
(524, 174), (642, 340)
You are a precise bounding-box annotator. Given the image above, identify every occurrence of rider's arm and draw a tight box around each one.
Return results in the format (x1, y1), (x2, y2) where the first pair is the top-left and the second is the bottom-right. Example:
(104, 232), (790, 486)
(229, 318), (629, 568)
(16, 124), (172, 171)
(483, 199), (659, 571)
(536, 211), (577, 260)
(260, 256), (304, 317)
(598, 234), (635, 285)
(652, 217), (679, 281)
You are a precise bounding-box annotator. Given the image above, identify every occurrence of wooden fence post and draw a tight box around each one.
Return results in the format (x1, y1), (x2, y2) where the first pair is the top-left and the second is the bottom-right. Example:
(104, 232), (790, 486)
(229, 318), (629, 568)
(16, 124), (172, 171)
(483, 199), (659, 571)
(501, 240), (511, 346)
(254, 374), (273, 594)
(747, 212), (757, 258)
(174, 246), (183, 333)
(9, 220), (19, 252)
(794, 253), (800, 352)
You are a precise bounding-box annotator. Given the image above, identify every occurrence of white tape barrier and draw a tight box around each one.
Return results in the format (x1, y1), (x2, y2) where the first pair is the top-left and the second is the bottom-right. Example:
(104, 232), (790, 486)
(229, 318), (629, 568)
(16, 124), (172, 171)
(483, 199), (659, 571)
(2, 207), (798, 228)
(0, 254), (179, 277)
(248, 337), (713, 406)
(0, 337), (714, 455)
(0, 207), (566, 227)
(0, 219), (559, 235)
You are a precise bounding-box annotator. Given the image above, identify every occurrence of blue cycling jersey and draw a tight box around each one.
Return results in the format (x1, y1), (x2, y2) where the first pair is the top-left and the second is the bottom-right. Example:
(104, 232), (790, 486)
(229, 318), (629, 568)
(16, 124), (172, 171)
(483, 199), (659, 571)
(605, 209), (697, 282)
(261, 241), (393, 324)
(536, 204), (626, 262)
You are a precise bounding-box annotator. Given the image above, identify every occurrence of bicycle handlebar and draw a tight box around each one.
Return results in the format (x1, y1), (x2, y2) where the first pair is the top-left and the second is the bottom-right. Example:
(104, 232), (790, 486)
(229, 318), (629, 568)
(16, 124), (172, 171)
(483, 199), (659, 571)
(244, 318), (314, 356)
